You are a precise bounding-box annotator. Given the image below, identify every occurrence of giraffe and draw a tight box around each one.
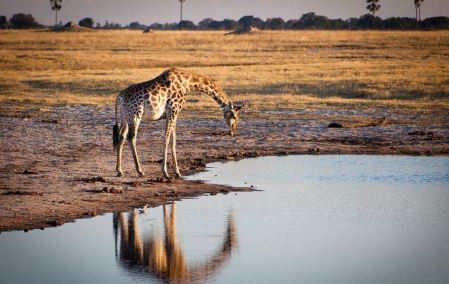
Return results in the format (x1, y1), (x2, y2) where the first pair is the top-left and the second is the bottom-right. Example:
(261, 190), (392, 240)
(113, 202), (237, 283)
(112, 68), (242, 178)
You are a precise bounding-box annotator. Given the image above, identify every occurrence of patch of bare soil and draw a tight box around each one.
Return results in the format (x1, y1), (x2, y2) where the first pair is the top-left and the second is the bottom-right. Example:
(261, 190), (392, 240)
(1, 103), (448, 232)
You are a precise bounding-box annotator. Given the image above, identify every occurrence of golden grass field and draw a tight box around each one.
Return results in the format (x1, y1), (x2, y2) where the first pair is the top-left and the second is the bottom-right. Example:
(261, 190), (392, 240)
(1, 29), (448, 111)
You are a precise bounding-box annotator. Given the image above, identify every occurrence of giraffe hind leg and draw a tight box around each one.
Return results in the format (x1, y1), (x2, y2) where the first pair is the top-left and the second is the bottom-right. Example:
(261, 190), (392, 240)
(162, 117), (175, 179)
(116, 123), (128, 177)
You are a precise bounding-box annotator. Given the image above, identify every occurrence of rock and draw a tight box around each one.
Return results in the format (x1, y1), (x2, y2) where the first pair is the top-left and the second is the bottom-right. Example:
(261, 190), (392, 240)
(48, 220), (64, 226)
(125, 181), (141, 187)
(328, 122), (343, 128)
(82, 176), (106, 183)
(22, 169), (37, 175)
(102, 186), (124, 194)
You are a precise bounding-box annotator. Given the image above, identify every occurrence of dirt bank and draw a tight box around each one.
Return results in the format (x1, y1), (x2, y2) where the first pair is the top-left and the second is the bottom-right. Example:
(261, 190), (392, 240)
(1, 103), (448, 232)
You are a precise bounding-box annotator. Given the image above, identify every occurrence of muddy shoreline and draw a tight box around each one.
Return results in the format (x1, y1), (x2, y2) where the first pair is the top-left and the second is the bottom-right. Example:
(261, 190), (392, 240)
(1, 104), (448, 232)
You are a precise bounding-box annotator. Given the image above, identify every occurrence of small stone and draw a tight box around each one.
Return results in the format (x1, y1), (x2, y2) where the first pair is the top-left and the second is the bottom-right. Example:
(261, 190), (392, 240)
(22, 169), (37, 175)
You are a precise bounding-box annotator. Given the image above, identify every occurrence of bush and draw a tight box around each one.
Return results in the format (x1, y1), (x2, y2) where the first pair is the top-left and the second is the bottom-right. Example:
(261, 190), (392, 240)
(79, 17), (94, 28)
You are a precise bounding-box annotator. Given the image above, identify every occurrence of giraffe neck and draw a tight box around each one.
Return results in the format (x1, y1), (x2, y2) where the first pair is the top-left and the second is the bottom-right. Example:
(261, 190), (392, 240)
(186, 72), (231, 108)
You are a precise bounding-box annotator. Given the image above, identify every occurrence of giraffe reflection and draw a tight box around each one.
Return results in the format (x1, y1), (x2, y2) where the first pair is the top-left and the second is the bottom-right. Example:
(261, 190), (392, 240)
(113, 202), (237, 283)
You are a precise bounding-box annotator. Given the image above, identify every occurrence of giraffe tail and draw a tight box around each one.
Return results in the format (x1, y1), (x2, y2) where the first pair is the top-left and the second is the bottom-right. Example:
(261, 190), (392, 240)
(113, 95), (120, 151)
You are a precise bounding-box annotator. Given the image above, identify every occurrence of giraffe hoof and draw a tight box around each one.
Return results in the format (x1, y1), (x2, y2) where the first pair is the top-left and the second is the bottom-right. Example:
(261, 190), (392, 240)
(138, 171), (145, 177)
(175, 173), (182, 179)
(117, 172), (123, 177)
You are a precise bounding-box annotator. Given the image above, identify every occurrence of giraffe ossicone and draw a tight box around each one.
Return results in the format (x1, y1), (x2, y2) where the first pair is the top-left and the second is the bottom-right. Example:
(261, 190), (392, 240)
(112, 68), (242, 178)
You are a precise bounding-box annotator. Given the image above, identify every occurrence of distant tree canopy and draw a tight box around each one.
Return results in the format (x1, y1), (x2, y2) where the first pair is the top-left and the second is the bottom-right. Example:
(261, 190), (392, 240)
(78, 17), (94, 28)
(128, 21), (146, 30)
(238, 15), (264, 29)
(422, 17), (449, 29)
(294, 12), (331, 29)
(357, 14), (383, 29)
(0, 15), (8, 29)
(197, 18), (213, 29)
(177, 20), (195, 29)
(264, 18), (285, 30)
(9, 13), (42, 29)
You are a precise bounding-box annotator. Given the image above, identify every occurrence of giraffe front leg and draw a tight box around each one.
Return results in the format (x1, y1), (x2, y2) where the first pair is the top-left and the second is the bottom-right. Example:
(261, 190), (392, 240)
(128, 121), (145, 177)
(116, 123), (128, 177)
(171, 128), (182, 178)
(162, 117), (174, 179)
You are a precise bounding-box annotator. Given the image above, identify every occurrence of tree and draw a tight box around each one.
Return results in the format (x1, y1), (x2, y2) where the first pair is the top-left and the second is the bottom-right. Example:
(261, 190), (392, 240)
(358, 14), (383, 29)
(179, 0), (186, 29)
(414, 0), (424, 22)
(149, 22), (164, 30)
(366, 0), (381, 17)
(422, 17), (449, 29)
(264, 18), (285, 30)
(10, 13), (41, 29)
(198, 18), (213, 29)
(295, 12), (330, 29)
(50, 0), (62, 27)
(222, 19), (239, 30)
(0, 15), (8, 29)
(78, 17), (94, 28)
(128, 21), (145, 30)
(237, 15), (264, 29)
(177, 20), (195, 30)
(207, 20), (223, 30)
(383, 17), (416, 29)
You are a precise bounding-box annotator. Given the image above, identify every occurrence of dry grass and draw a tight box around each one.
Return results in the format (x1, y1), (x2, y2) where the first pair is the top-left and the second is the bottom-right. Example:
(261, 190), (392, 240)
(1, 29), (448, 112)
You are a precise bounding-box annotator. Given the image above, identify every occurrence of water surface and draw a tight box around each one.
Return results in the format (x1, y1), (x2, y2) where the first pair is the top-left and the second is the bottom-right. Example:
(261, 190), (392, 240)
(1, 155), (449, 284)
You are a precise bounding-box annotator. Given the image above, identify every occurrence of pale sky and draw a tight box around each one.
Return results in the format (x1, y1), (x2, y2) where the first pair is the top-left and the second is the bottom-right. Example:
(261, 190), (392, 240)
(1, 0), (448, 26)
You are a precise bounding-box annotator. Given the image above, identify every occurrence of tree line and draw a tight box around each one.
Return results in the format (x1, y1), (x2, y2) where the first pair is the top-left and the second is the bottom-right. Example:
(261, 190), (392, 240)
(1, 12), (448, 30)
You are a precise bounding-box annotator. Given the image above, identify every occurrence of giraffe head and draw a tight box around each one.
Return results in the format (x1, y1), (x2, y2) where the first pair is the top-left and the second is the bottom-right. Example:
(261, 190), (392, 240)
(224, 103), (242, 137)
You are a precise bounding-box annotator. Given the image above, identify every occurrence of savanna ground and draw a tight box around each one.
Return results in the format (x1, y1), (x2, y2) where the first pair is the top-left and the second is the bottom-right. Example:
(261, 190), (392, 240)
(1, 30), (448, 231)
